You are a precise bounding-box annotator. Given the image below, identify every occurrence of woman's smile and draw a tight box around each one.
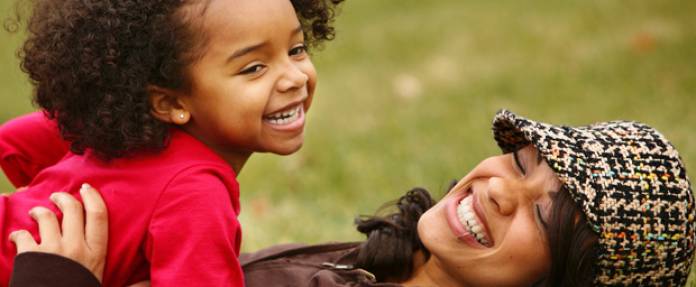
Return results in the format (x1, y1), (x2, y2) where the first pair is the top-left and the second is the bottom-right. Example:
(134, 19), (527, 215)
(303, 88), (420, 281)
(446, 186), (494, 248)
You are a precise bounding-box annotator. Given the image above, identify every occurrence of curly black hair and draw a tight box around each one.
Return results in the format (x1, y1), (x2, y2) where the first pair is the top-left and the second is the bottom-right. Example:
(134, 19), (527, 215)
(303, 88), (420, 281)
(13, 0), (344, 158)
(354, 187), (436, 282)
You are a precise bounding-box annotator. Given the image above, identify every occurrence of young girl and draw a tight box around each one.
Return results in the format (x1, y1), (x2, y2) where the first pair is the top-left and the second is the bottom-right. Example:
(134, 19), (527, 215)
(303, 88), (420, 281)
(9, 110), (695, 286)
(0, 0), (344, 286)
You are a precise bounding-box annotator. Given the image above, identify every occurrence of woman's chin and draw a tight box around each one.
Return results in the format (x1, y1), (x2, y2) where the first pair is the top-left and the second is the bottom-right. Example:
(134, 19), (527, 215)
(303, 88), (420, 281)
(418, 202), (454, 252)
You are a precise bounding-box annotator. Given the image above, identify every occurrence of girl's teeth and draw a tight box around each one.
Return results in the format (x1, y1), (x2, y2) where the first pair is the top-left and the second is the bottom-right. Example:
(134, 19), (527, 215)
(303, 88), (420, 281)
(266, 106), (302, 125)
(456, 196), (490, 246)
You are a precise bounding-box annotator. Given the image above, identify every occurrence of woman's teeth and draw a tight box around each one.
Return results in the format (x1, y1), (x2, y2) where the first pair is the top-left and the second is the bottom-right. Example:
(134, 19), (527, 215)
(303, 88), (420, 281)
(265, 105), (302, 125)
(457, 196), (491, 246)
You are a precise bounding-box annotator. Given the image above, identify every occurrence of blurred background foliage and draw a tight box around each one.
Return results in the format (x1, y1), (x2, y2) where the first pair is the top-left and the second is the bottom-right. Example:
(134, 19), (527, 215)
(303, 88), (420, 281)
(1, 0), (695, 282)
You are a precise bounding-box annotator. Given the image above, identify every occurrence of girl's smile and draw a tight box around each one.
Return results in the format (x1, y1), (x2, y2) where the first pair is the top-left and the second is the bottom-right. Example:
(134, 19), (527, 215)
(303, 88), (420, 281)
(262, 100), (307, 131)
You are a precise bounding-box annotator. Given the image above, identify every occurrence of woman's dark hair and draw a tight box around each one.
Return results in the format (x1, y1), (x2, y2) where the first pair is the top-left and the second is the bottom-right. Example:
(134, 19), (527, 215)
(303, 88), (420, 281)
(539, 186), (599, 287)
(12, 0), (343, 158)
(354, 186), (437, 282)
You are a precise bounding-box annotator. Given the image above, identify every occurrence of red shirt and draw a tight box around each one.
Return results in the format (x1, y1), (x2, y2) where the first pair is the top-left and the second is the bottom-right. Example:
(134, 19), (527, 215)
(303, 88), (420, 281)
(0, 112), (244, 287)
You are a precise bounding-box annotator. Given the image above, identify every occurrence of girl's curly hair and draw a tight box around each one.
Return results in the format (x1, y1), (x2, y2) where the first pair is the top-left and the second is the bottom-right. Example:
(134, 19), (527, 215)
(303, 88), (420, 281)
(15, 0), (343, 158)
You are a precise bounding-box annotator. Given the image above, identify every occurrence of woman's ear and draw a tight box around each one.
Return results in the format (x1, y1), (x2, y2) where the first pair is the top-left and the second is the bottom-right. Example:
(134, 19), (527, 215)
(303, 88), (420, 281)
(147, 85), (190, 125)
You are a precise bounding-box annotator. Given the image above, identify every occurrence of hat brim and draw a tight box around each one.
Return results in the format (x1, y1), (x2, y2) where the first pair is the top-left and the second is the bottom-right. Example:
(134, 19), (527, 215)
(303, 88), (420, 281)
(492, 109), (599, 226)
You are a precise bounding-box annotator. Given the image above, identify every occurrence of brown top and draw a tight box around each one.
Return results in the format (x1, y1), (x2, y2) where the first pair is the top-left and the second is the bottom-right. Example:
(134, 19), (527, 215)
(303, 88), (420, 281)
(9, 252), (100, 287)
(9, 242), (405, 287)
(242, 242), (401, 287)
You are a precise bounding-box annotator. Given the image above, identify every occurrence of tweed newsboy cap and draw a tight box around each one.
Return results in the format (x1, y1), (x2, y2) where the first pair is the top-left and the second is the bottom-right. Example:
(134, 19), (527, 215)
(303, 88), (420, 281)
(491, 109), (695, 286)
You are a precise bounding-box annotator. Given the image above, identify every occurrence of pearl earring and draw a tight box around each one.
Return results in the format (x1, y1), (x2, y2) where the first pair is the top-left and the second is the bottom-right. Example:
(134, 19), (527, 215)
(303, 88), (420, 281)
(179, 113), (185, 119)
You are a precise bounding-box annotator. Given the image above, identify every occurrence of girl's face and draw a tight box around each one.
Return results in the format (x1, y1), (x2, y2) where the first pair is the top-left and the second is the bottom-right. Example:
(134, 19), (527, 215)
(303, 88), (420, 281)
(417, 145), (561, 286)
(181, 0), (316, 163)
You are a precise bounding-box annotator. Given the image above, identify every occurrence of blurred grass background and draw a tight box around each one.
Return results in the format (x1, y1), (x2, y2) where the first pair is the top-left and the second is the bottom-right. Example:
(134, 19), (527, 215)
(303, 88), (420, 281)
(2, 0), (696, 283)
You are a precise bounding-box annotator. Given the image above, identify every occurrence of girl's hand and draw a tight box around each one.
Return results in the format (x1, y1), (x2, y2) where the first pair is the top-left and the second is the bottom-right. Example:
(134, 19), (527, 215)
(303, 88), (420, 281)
(9, 183), (109, 282)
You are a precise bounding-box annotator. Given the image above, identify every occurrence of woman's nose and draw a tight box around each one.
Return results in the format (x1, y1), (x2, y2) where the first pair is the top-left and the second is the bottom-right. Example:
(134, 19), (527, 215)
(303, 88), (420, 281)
(486, 177), (519, 216)
(276, 62), (308, 92)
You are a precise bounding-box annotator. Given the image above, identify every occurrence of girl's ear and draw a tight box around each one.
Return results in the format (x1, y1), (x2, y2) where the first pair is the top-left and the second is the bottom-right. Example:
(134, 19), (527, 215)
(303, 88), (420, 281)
(147, 85), (190, 125)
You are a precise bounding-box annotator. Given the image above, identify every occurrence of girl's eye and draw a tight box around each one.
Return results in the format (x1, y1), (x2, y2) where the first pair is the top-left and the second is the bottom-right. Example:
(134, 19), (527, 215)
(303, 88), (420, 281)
(289, 44), (307, 56)
(239, 64), (265, 75)
(513, 151), (526, 175)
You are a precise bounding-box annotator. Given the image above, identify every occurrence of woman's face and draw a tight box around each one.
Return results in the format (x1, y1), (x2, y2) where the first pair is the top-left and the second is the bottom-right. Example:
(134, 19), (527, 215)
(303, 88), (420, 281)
(417, 145), (561, 286)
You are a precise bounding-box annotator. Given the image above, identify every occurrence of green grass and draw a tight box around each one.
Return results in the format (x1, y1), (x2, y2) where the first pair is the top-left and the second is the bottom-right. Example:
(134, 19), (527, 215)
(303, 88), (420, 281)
(2, 0), (696, 283)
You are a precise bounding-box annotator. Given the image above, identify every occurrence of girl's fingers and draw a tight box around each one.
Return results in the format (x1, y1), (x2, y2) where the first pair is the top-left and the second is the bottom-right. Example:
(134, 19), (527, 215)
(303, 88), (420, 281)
(50, 192), (85, 243)
(80, 183), (108, 255)
(9, 230), (38, 253)
(29, 206), (62, 245)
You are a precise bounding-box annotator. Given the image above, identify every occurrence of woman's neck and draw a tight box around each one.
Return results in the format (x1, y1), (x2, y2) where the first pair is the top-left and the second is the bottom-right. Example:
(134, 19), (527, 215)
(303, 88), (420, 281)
(400, 257), (461, 287)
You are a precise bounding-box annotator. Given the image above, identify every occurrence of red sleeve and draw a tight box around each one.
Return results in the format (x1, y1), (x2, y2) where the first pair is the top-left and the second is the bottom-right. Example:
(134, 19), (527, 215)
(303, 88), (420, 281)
(145, 166), (243, 287)
(0, 112), (70, 187)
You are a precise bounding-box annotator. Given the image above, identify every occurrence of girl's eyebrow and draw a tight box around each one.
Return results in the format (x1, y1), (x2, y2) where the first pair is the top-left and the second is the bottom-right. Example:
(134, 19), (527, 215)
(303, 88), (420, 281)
(291, 25), (302, 36)
(226, 26), (303, 64)
(227, 42), (266, 63)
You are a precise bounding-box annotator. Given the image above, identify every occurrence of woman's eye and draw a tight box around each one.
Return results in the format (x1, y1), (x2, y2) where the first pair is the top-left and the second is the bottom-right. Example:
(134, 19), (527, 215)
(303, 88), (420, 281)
(513, 151), (526, 175)
(535, 204), (549, 229)
(239, 64), (265, 75)
(289, 44), (307, 56)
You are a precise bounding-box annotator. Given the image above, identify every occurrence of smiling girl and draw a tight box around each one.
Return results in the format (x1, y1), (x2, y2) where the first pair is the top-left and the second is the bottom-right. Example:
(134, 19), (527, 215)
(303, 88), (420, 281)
(0, 0), (343, 286)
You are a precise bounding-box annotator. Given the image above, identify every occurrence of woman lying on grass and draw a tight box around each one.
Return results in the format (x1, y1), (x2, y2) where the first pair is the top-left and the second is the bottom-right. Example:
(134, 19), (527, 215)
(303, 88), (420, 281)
(9, 110), (695, 286)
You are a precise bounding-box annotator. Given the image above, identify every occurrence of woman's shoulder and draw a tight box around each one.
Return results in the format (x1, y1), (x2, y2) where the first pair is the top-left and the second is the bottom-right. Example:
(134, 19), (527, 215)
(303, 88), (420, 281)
(242, 242), (401, 287)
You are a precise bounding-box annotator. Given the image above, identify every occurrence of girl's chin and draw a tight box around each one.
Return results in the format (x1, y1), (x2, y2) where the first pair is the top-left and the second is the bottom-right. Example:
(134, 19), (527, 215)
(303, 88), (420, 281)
(267, 140), (304, 155)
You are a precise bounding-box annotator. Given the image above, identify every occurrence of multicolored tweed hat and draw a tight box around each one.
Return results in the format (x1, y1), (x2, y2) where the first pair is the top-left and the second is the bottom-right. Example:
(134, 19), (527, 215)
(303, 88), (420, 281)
(491, 109), (695, 286)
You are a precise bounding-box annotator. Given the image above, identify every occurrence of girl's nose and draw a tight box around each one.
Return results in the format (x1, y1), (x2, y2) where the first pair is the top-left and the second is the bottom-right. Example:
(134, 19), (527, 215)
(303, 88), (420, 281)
(486, 177), (519, 216)
(276, 62), (309, 92)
